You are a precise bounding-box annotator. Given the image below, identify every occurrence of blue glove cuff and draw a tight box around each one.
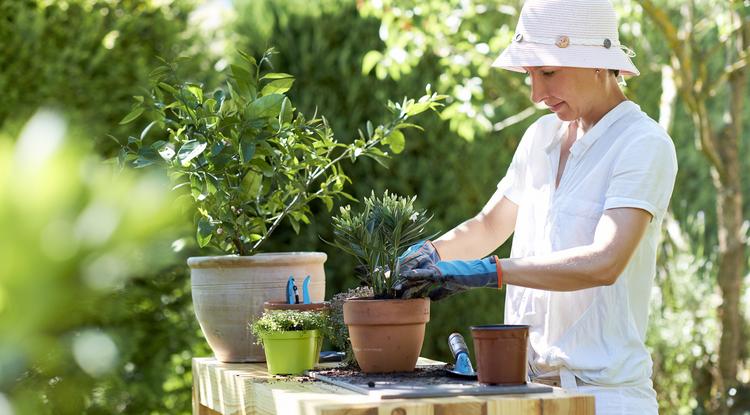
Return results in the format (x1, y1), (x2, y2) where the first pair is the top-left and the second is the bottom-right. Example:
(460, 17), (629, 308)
(435, 257), (499, 288)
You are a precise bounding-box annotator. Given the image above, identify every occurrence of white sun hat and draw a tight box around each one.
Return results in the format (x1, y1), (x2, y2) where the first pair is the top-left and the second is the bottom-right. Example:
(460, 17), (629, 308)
(492, 0), (639, 76)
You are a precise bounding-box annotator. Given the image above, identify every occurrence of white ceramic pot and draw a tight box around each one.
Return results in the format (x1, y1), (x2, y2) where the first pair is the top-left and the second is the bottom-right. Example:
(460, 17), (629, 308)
(188, 252), (326, 362)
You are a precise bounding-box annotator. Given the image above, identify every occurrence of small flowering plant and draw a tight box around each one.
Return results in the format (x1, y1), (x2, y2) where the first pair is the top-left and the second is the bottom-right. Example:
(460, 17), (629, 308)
(250, 310), (330, 346)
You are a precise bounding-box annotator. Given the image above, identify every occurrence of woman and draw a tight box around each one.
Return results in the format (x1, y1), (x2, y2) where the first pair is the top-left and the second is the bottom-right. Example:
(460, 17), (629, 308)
(399, 0), (677, 413)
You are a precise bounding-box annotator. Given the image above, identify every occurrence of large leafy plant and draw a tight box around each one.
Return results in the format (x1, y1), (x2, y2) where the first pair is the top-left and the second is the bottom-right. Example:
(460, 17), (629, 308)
(329, 191), (435, 299)
(119, 49), (445, 255)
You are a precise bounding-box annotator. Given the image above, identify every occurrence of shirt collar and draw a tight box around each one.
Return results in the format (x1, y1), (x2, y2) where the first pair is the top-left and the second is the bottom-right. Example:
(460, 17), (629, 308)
(544, 100), (640, 155)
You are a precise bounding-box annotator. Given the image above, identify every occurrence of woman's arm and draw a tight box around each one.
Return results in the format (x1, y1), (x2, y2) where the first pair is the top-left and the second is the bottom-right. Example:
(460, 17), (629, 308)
(501, 207), (651, 291)
(432, 188), (519, 260)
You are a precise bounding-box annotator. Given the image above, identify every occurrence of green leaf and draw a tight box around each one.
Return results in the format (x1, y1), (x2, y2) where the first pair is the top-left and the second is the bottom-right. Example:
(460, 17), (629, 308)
(133, 147), (160, 168)
(260, 74), (295, 95)
(186, 84), (203, 101)
(237, 50), (257, 66)
(149, 65), (171, 79)
(362, 50), (382, 75)
(132, 157), (156, 168)
(177, 140), (208, 166)
(241, 171), (263, 196)
(158, 82), (178, 96)
(240, 137), (256, 163)
(231, 64), (253, 86)
(197, 218), (214, 247)
(279, 97), (294, 125)
(213, 89), (226, 107)
(386, 129), (405, 153)
(321, 196), (334, 212)
(231, 64), (256, 97)
(119, 107), (144, 125)
(250, 158), (274, 177)
(260, 72), (294, 81)
(289, 216), (300, 234)
(206, 174), (219, 195)
(247, 94), (284, 119)
(140, 121), (158, 140)
(395, 122), (424, 132)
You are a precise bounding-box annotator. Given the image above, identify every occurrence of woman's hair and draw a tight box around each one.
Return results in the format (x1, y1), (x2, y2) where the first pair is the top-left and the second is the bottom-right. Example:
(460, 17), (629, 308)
(610, 69), (621, 77)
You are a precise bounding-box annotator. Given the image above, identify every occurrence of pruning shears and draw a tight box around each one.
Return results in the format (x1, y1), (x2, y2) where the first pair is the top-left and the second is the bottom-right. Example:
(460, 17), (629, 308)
(286, 275), (311, 304)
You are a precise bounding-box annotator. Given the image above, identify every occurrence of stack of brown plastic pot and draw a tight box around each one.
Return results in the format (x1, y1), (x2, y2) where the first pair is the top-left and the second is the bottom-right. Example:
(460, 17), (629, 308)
(470, 324), (529, 385)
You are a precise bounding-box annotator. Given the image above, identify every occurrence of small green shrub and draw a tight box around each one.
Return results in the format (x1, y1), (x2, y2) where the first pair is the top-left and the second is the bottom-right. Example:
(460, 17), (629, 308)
(250, 310), (330, 346)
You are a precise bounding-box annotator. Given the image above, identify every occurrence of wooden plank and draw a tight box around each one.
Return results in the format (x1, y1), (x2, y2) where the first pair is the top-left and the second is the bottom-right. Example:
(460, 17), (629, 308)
(192, 357), (595, 415)
(486, 394), (541, 414)
(433, 397), (487, 415)
(197, 404), (224, 415)
(541, 393), (595, 415)
(193, 357), (267, 415)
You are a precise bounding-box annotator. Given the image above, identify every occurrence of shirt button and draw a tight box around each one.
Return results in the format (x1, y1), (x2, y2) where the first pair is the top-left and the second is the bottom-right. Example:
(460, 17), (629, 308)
(603, 38), (612, 49)
(514, 33), (524, 42)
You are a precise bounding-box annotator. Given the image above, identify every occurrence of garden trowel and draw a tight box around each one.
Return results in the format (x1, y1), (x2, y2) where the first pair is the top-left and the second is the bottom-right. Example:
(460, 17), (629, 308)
(446, 332), (477, 379)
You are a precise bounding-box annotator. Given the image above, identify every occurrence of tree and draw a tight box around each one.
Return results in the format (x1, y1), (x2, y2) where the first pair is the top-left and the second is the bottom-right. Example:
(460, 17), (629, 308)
(635, 0), (749, 413)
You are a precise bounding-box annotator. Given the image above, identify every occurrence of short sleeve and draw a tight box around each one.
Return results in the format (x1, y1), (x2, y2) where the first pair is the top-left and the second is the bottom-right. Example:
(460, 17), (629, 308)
(604, 135), (677, 220)
(496, 121), (537, 204)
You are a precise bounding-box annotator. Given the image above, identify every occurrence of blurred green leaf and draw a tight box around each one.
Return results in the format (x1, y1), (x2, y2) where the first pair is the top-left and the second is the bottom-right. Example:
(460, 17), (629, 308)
(119, 107), (144, 125)
(177, 140), (207, 166)
(196, 218), (214, 247)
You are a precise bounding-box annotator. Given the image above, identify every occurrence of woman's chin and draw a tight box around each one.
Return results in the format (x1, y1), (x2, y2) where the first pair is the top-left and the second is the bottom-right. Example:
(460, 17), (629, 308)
(552, 111), (576, 122)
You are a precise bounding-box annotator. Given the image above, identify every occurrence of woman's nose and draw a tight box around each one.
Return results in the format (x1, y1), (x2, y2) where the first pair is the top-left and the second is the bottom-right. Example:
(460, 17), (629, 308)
(529, 75), (546, 104)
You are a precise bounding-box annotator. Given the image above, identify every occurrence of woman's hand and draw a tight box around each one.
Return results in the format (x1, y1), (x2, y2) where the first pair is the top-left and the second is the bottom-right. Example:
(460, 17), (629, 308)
(398, 256), (501, 300)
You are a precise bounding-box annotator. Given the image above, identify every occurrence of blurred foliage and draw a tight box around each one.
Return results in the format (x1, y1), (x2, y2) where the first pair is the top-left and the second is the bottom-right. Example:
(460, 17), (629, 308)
(0, 0), (217, 157)
(650, 214), (722, 414)
(2, 0), (748, 414)
(0, 109), (194, 413)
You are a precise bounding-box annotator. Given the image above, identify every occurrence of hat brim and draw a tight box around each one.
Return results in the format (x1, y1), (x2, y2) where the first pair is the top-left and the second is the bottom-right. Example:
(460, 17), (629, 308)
(492, 42), (639, 76)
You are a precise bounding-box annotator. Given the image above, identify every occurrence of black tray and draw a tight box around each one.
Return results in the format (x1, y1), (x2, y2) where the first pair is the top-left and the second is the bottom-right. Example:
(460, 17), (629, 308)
(308, 366), (553, 399)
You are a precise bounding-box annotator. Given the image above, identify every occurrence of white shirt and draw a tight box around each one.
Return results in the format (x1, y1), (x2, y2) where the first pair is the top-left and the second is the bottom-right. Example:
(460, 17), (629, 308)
(497, 101), (677, 386)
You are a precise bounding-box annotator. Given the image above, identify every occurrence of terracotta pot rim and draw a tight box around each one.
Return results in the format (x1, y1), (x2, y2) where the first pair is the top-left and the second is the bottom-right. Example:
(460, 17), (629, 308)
(263, 300), (330, 311)
(343, 296), (430, 326)
(343, 296), (429, 303)
(470, 324), (530, 331)
(188, 252), (327, 268)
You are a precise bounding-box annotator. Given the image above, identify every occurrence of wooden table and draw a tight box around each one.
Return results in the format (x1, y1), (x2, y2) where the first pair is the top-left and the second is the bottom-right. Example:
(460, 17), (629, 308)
(192, 357), (595, 415)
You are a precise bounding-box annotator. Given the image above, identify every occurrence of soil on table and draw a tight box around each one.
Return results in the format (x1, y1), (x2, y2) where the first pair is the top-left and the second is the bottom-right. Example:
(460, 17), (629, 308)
(307, 365), (552, 399)
(310, 364), (474, 387)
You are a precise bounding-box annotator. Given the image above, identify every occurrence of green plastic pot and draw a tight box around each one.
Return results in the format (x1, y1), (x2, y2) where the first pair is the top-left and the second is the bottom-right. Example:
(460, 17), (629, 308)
(261, 329), (321, 375)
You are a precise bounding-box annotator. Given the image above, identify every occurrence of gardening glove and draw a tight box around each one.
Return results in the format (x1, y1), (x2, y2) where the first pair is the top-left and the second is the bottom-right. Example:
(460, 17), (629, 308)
(393, 240), (441, 298)
(399, 256), (502, 301)
(397, 240), (441, 272)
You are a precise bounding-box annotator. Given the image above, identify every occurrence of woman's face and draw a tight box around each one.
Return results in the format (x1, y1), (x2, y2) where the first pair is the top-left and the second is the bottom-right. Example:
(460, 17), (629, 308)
(523, 66), (600, 122)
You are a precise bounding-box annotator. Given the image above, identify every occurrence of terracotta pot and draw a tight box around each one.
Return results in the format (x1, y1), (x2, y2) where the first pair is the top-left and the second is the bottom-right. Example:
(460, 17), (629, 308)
(188, 253), (326, 362)
(343, 297), (430, 373)
(263, 300), (329, 312)
(470, 324), (529, 385)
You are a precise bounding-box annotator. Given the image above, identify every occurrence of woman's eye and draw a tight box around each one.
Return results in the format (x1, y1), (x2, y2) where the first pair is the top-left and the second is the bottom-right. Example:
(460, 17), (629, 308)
(542, 71), (555, 76)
